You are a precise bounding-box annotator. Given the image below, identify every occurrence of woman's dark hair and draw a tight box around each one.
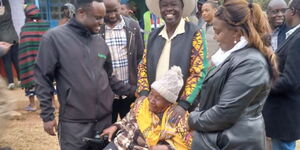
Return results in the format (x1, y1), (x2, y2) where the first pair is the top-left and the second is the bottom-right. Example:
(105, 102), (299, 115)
(215, 0), (279, 82)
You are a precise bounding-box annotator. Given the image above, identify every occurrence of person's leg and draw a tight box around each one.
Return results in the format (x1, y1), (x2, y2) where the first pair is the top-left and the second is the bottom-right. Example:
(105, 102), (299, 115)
(24, 88), (37, 111)
(10, 43), (20, 80)
(58, 121), (95, 150)
(112, 99), (120, 123)
(118, 97), (135, 118)
(2, 51), (14, 85)
(29, 96), (35, 107)
(272, 139), (296, 150)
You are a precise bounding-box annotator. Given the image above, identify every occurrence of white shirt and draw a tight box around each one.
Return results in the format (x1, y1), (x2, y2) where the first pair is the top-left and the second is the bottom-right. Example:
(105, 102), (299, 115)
(211, 36), (248, 67)
(271, 28), (279, 51)
(286, 24), (300, 39)
(156, 18), (185, 80)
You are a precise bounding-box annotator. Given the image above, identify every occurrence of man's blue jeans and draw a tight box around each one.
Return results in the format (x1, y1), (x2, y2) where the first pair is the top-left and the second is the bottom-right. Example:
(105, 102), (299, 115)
(272, 139), (296, 150)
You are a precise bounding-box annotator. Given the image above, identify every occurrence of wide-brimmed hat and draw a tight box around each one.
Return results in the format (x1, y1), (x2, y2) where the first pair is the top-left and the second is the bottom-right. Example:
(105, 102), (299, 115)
(146, 0), (196, 18)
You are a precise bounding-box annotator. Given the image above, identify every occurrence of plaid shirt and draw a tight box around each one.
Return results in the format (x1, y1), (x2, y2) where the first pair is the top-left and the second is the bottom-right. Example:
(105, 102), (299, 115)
(105, 17), (129, 84)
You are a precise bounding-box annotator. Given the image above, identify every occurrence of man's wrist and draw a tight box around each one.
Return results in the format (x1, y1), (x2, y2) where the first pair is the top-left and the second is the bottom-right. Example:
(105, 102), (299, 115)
(42, 114), (55, 122)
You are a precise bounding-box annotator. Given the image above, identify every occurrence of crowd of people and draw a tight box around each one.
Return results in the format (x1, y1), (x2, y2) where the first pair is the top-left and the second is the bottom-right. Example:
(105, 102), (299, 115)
(0, 0), (300, 149)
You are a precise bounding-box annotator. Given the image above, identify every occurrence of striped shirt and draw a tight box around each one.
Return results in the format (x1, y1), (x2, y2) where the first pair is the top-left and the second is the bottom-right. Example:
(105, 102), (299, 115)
(105, 17), (129, 84)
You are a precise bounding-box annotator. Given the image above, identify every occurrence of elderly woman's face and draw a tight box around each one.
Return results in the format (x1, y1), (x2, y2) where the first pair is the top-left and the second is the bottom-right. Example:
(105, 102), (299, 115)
(149, 89), (172, 114)
(213, 17), (237, 51)
(159, 0), (183, 26)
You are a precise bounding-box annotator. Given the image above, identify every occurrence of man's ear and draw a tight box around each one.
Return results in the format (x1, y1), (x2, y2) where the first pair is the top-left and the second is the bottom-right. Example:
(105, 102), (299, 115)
(291, 8), (297, 16)
(76, 8), (85, 17)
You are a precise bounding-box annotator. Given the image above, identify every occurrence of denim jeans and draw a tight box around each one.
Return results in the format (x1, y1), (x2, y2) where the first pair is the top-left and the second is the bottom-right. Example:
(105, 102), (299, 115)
(272, 139), (296, 150)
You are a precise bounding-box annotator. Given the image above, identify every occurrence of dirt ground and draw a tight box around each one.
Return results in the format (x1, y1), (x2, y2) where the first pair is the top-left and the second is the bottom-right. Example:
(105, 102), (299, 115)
(0, 88), (59, 150)
(0, 88), (299, 150)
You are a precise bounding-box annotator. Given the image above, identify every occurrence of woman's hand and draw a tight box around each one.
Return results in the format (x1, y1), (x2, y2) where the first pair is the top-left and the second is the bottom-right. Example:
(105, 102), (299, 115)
(0, 41), (12, 55)
(100, 125), (118, 142)
(168, 105), (186, 125)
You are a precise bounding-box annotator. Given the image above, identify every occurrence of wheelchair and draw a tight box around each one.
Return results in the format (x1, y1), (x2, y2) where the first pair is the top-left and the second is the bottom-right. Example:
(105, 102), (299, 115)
(82, 131), (110, 150)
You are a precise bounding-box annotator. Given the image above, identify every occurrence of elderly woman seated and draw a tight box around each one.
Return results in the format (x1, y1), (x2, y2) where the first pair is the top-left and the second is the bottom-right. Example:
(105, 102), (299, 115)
(101, 66), (192, 150)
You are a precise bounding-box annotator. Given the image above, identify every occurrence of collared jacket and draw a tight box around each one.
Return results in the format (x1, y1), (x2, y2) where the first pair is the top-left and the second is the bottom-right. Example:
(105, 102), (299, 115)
(100, 16), (144, 98)
(277, 23), (290, 48)
(263, 27), (300, 141)
(137, 21), (208, 109)
(189, 47), (271, 150)
(35, 19), (132, 125)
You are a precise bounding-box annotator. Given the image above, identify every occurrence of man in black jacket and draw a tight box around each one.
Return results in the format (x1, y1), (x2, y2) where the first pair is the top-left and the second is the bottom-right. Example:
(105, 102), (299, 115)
(100, 0), (144, 123)
(263, 0), (300, 149)
(35, 0), (132, 149)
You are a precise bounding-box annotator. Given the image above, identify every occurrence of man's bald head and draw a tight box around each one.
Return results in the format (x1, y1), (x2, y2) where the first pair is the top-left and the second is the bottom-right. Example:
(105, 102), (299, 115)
(267, 0), (288, 29)
(268, 0), (287, 9)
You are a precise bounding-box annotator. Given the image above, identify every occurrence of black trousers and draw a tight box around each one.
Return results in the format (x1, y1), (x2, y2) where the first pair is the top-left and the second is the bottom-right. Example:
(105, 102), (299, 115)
(112, 96), (135, 123)
(58, 116), (111, 150)
(2, 43), (19, 84)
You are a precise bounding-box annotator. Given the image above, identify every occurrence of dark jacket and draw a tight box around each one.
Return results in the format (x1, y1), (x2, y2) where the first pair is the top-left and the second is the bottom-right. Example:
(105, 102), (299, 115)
(189, 47), (271, 150)
(35, 19), (131, 124)
(263, 27), (300, 141)
(99, 16), (144, 97)
(145, 22), (198, 87)
(137, 21), (208, 110)
(277, 24), (290, 48)
(0, 0), (18, 43)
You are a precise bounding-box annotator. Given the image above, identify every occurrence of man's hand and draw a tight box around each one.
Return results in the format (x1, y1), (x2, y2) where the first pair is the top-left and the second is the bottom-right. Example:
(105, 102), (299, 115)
(168, 105), (186, 125)
(150, 144), (170, 150)
(43, 119), (57, 136)
(100, 125), (118, 142)
(0, 42), (12, 55)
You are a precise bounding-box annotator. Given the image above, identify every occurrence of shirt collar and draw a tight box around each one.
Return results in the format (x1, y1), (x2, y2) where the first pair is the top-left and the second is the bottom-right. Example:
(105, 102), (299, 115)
(105, 16), (126, 30)
(68, 18), (93, 37)
(286, 24), (300, 39)
(211, 36), (248, 67)
(159, 18), (185, 40)
(272, 27), (280, 35)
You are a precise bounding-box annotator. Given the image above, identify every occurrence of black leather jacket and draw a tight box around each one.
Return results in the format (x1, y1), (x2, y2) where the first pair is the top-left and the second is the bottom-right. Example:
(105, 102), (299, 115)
(189, 47), (271, 150)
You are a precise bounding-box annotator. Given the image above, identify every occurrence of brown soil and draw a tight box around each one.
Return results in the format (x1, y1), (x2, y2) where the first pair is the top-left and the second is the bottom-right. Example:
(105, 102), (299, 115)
(0, 88), (59, 150)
